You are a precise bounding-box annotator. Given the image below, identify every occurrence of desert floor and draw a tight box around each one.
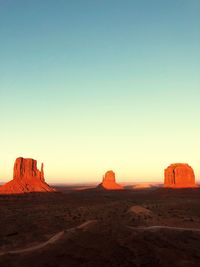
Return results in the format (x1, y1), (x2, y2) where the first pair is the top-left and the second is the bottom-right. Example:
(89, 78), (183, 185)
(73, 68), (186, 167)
(0, 187), (200, 267)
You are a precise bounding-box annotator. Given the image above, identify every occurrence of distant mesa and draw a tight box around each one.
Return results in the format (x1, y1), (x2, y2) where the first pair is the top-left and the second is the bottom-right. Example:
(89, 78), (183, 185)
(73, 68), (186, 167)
(164, 163), (197, 188)
(132, 182), (160, 189)
(0, 157), (55, 194)
(98, 170), (123, 190)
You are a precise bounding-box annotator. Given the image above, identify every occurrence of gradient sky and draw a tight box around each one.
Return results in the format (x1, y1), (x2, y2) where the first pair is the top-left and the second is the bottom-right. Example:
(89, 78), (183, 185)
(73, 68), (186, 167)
(0, 0), (200, 183)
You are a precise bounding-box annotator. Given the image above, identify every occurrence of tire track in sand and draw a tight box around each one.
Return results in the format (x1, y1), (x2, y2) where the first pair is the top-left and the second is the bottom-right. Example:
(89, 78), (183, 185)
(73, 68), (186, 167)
(0, 220), (97, 256)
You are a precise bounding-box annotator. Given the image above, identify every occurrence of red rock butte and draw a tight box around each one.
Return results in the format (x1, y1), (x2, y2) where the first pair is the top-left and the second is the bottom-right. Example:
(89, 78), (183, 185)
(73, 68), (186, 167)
(0, 157), (55, 194)
(99, 170), (123, 190)
(164, 163), (197, 188)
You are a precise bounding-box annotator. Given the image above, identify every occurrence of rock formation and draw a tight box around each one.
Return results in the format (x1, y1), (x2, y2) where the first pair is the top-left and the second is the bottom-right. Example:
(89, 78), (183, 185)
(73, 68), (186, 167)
(164, 163), (196, 188)
(0, 157), (55, 194)
(98, 170), (123, 190)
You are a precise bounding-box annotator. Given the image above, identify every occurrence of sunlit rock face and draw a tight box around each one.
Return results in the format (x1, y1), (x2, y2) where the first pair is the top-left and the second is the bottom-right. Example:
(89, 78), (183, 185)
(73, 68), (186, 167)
(99, 170), (123, 190)
(164, 163), (196, 188)
(0, 157), (55, 194)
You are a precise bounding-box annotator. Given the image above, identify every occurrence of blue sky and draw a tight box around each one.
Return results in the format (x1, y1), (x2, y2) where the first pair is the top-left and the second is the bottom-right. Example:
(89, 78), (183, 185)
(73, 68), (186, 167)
(0, 0), (200, 183)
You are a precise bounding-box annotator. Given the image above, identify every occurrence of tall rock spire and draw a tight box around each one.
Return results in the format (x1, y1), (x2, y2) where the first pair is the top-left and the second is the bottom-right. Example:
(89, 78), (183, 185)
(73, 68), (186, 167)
(98, 170), (123, 190)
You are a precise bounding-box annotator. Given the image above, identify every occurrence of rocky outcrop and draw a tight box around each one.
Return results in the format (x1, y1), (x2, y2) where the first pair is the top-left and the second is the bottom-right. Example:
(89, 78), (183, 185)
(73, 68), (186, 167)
(98, 170), (123, 190)
(164, 163), (196, 188)
(0, 157), (55, 194)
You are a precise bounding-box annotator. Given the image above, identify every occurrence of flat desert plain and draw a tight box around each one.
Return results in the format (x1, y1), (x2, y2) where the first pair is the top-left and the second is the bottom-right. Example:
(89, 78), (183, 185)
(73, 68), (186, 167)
(0, 186), (200, 267)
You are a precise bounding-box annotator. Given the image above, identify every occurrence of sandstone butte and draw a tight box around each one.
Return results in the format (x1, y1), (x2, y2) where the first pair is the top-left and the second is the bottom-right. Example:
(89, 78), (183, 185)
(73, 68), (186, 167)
(164, 163), (197, 188)
(0, 157), (55, 194)
(99, 170), (123, 190)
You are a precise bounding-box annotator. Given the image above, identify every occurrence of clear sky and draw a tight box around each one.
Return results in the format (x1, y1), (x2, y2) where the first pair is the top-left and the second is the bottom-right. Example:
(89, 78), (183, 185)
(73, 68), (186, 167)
(0, 0), (200, 183)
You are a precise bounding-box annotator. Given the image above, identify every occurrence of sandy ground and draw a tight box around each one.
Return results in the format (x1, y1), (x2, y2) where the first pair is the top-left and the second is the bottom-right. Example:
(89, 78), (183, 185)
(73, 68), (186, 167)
(0, 220), (97, 256)
(1, 187), (200, 266)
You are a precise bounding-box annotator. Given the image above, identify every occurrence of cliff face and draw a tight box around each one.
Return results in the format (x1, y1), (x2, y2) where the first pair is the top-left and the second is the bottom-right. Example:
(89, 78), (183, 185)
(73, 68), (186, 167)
(99, 170), (123, 190)
(164, 163), (196, 188)
(0, 157), (55, 194)
(13, 158), (44, 182)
